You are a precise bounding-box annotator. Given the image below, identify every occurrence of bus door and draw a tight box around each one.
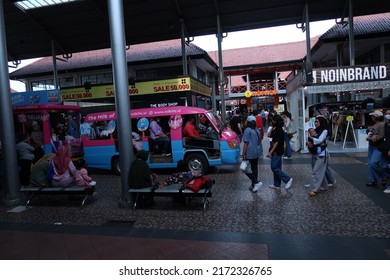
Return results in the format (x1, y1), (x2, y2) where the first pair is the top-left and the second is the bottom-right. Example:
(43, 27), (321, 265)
(80, 119), (118, 172)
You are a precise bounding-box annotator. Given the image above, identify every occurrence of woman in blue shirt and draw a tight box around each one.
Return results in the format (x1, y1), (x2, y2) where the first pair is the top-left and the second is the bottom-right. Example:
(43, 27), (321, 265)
(242, 115), (263, 193)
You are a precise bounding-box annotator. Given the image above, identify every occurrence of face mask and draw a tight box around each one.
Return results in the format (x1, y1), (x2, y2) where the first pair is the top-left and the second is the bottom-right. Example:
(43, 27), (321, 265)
(385, 115), (390, 121)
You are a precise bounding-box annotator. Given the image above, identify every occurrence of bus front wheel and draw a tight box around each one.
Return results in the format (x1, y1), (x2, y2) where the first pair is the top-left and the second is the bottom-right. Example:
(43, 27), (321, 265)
(112, 157), (121, 176)
(185, 153), (208, 175)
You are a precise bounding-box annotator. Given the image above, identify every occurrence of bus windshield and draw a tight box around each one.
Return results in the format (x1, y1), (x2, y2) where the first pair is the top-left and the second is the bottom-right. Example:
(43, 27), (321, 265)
(207, 112), (223, 130)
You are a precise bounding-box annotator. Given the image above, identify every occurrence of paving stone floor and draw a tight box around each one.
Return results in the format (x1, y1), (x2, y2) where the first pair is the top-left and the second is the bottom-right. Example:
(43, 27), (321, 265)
(0, 139), (389, 260)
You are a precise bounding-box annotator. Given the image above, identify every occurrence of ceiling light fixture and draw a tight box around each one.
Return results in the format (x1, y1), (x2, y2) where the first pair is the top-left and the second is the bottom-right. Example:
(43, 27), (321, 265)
(15, 0), (78, 11)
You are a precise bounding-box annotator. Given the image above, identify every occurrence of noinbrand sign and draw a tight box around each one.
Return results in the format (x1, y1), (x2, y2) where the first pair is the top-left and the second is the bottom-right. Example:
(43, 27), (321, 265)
(312, 64), (389, 84)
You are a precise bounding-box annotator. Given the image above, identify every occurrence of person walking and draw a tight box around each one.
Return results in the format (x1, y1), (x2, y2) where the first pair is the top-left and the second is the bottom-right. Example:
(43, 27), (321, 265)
(281, 111), (293, 159)
(307, 116), (330, 196)
(266, 114), (293, 189)
(305, 120), (336, 188)
(366, 110), (385, 187)
(242, 115), (263, 193)
(229, 109), (243, 141)
(253, 109), (264, 158)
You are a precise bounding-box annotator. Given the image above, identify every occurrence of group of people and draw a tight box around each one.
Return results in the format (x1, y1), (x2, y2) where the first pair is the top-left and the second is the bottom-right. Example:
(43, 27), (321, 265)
(240, 112), (293, 193)
(237, 108), (340, 197)
(19, 145), (96, 189)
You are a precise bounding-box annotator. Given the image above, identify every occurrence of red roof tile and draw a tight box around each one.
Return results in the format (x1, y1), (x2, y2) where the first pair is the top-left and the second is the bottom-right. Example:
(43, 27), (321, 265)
(208, 37), (319, 68)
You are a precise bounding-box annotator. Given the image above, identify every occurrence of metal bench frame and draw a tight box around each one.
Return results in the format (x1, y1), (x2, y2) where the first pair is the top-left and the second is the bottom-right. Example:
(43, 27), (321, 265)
(128, 183), (212, 212)
(20, 185), (95, 208)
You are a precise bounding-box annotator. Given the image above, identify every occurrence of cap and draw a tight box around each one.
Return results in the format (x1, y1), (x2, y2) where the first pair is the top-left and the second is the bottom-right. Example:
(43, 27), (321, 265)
(369, 111), (383, 118)
(32, 121), (38, 126)
(246, 115), (256, 122)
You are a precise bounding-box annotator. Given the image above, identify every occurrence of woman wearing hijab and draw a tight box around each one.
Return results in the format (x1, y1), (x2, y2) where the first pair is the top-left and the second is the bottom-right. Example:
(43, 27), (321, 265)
(307, 116), (329, 196)
(50, 146), (77, 188)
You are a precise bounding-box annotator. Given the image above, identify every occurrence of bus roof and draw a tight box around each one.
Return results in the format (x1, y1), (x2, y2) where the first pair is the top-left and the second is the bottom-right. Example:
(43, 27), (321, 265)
(83, 106), (210, 122)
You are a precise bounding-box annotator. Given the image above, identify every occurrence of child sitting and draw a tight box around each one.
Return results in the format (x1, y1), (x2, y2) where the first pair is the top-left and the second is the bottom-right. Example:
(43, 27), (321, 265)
(73, 159), (96, 187)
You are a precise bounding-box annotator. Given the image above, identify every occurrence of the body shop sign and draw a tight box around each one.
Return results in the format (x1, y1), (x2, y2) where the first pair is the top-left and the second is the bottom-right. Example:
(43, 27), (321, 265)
(312, 64), (389, 84)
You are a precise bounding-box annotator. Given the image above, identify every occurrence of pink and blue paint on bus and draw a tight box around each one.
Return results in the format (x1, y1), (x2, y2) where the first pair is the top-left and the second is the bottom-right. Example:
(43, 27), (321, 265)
(81, 106), (240, 174)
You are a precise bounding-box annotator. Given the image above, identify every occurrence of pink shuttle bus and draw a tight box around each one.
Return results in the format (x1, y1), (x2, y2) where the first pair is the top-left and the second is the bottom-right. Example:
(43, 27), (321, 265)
(81, 106), (240, 174)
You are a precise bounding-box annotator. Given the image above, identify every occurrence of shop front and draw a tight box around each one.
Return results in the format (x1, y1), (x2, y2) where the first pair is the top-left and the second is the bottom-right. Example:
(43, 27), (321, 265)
(287, 63), (390, 152)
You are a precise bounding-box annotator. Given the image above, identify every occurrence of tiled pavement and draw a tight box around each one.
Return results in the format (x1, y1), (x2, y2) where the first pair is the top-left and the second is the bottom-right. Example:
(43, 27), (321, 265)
(0, 140), (389, 260)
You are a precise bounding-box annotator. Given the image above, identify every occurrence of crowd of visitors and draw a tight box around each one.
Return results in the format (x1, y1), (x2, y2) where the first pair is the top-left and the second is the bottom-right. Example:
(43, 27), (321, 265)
(7, 105), (390, 199)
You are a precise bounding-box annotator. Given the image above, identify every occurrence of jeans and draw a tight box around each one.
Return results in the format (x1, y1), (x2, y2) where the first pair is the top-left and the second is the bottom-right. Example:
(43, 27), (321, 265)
(367, 144), (382, 183)
(380, 154), (390, 187)
(270, 155), (291, 187)
(284, 133), (292, 157)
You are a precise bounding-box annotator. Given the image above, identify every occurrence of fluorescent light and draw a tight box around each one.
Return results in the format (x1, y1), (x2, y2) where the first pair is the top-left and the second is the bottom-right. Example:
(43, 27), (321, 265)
(15, 0), (78, 11)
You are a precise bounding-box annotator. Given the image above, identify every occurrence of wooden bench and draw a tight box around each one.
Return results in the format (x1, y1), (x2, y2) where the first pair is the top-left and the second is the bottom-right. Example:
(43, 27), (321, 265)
(128, 182), (213, 212)
(20, 185), (96, 208)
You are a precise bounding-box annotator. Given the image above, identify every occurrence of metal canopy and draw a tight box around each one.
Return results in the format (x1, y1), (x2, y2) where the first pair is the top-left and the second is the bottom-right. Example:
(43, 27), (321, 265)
(5, 0), (390, 62)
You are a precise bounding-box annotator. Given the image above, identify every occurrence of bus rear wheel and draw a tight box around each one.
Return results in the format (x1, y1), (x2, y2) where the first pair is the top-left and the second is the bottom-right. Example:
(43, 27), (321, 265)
(185, 153), (208, 175)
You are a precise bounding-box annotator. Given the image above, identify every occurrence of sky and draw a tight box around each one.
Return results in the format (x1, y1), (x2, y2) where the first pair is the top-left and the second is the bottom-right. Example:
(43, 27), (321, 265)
(192, 19), (335, 51)
(9, 58), (39, 92)
(9, 19), (336, 92)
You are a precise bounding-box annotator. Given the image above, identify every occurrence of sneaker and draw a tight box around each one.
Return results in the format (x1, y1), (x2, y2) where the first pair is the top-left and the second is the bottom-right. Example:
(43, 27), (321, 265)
(285, 178), (293, 189)
(165, 153), (171, 157)
(269, 184), (280, 189)
(283, 156), (292, 160)
(384, 188), (390, 194)
(304, 184), (310, 188)
(328, 179), (336, 187)
(252, 182), (263, 193)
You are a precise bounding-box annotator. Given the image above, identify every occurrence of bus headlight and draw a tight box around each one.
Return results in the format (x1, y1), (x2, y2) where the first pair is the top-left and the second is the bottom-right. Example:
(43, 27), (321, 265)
(227, 141), (239, 149)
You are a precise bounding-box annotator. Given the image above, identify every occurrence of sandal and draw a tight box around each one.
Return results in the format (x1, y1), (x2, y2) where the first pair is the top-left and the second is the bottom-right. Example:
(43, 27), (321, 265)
(308, 191), (317, 197)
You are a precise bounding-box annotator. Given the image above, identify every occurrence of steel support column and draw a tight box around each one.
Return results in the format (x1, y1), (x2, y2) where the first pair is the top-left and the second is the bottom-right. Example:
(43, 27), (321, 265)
(0, 0), (21, 205)
(107, 0), (133, 208)
(180, 19), (188, 76)
(216, 14), (226, 123)
(211, 75), (217, 114)
(348, 0), (356, 100)
(51, 40), (59, 89)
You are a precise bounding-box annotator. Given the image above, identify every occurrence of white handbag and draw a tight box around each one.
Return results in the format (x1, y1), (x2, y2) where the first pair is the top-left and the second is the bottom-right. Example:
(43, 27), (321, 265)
(239, 160), (252, 173)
